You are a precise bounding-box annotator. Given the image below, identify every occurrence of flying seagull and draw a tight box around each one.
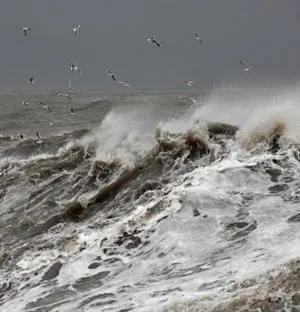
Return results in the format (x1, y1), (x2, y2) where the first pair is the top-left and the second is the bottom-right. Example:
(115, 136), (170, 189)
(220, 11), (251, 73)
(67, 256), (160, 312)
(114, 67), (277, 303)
(22, 27), (30, 36)
(40, 102), (52, 113)
(105, 70), (131, 87)
(68, 78), (79, 92)
(184, 81), (195, 87)
(73, 24), (80, 37)
(106, 70), (116, 81)
(70, 106), (76, 114)
(195, 33), (203, 44)
(17, 133), (24, 139)
(240, 59), (256, 72)
(147, 36), (162, 47)
(70, 62), (82, 76)
(28, 77), (35, 85)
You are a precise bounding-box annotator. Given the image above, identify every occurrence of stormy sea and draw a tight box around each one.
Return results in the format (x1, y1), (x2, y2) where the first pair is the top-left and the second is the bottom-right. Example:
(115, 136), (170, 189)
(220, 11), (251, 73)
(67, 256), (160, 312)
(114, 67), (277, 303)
(2, 84), (300, 312)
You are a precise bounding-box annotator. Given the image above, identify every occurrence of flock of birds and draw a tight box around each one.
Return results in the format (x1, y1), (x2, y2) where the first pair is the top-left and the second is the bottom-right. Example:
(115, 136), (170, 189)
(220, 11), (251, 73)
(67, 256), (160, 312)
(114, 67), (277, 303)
(16, 25), (256, 141)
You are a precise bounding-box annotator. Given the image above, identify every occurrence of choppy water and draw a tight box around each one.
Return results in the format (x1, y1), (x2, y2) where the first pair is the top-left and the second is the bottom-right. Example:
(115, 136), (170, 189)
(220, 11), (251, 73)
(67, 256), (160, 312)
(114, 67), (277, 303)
(2, 85), (300, 312)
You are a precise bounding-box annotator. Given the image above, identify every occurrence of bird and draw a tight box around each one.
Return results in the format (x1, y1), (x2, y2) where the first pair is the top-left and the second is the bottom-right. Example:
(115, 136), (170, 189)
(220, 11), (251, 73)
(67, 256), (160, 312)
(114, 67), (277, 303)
(147, 36), (162, 47)
(70, 63), (83, 76)
(70, 107), (76, 114)
(184, 81), (195, 87)
(28, 77), (35, 85)
(57, 92), (72, 100)
(106, 70), (116, 81)
(17, 133), (24, 139)
(67, 78), (79, 92)
(21, 101), (29, 105)
(105, 70), (131, 87)
(40, 102), (52, 113)
(195, 33), (203, 44)
(240, 59), (256, 72)
(22, 27), (30, 36)
(73, 24), (80, 37)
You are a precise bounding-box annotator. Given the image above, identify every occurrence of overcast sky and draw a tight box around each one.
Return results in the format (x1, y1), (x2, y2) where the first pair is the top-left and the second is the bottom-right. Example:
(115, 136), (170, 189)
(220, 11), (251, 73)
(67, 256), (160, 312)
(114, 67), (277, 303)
(0, 0), (299, 91)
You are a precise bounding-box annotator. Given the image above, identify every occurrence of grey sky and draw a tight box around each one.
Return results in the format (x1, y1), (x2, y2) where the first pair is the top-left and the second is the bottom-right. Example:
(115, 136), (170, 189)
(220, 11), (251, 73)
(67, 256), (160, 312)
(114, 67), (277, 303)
(0, 0), (299, 91)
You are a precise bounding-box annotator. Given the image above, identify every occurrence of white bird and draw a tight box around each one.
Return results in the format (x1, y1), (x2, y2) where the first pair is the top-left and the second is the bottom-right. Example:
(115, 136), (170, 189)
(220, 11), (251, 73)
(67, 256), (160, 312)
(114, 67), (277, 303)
(57, 92), (72, 100)
(70, 62), (83, 76)
(184, 81), (195, 87)
(240, 59), (256, 72)
(40, 102), (52, 113)
(106, 70), (116, 81)
(147, 36), (162, 47)
(68, 78), (80, 92)
(28, 77), (35, 85)
(22, 27), (30, 36)
(21, 101), (29, 105)
(73, 24), (80, 37)
(195, 33), (203, 44)
(117, 80), (131, 88)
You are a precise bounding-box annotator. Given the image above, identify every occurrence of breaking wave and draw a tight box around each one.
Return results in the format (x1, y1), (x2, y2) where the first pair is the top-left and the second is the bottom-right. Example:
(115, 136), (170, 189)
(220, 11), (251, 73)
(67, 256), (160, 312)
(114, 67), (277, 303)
(2, 85), (300, 311)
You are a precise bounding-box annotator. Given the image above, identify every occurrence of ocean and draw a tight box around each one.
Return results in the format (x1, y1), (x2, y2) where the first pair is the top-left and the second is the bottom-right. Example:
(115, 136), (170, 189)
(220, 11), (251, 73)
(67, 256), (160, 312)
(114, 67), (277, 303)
(1, 84), (300, 312)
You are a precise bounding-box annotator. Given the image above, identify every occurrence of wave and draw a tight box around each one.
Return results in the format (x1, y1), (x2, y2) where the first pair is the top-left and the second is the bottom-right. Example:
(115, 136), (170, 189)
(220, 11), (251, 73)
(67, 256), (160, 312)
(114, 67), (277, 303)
(2, 86), (300, 311)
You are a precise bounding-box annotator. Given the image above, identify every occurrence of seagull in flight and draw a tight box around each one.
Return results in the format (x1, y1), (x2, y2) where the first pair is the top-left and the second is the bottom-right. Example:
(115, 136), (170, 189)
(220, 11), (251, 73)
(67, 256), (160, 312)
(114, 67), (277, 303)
(240, 59), (256, 72)
(195, 33), (203, 44)
(68, 78), (79, 92)
(147, 36), (162, 47)
(28, 77), (35, 85)
(106, 70), (116, 81)
(184, 81), (195, 87)
(17, 133), (24, 139)
(73, 24), (80, 37)
(40, 102), (52, 113)
(22, 27), (30, 36)
(105, 70), (131, 87)
(70, 62), (82, 76)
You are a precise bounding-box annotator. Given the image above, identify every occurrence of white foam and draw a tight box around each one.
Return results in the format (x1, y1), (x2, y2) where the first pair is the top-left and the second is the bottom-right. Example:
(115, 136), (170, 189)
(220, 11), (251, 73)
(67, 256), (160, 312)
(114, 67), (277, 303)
(4, 85), (300, 312)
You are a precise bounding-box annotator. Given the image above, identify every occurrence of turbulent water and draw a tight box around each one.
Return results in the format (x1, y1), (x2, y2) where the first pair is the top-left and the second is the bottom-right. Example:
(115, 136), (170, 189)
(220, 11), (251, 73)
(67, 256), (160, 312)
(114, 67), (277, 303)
(2, 85), (300, 312)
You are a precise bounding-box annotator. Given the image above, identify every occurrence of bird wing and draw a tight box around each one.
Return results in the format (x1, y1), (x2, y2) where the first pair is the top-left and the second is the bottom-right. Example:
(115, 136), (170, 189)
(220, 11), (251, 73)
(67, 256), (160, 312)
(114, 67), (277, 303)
(154, 40), (161, 47)
(117, 80), (131, 87)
